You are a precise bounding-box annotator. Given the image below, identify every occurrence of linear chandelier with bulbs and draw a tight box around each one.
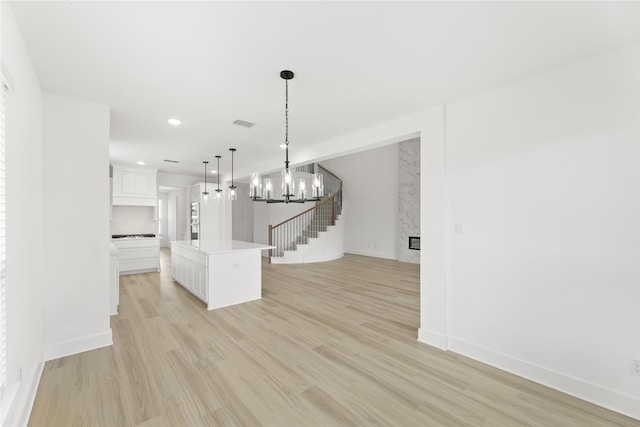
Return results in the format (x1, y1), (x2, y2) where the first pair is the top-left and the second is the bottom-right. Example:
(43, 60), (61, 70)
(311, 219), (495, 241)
(250, 70), (323, 204)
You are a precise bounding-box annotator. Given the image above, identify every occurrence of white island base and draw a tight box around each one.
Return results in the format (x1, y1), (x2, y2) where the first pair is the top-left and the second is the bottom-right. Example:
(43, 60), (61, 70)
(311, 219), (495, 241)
(170, 240), (274, 310)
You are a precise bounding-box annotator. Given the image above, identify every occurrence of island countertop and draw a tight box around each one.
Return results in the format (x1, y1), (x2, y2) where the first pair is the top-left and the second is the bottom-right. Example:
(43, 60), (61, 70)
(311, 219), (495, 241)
(171, 239), (274, 254)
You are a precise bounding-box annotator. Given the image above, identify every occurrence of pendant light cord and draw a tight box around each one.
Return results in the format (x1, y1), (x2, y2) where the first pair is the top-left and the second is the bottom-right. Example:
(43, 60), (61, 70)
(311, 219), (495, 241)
(203, 161), (208, 193)
(285, 79), (289, 146)
(229, 148), (236, 189)
(284, 79), (290, 171)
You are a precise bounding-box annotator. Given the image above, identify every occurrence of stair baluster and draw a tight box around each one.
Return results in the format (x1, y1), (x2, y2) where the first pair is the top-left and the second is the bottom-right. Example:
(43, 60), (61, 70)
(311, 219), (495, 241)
(268, 164), (343, 263)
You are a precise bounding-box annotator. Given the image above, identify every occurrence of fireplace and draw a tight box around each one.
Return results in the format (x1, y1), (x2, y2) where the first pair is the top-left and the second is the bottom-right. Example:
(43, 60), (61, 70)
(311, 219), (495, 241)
(408, 236), (420, 250)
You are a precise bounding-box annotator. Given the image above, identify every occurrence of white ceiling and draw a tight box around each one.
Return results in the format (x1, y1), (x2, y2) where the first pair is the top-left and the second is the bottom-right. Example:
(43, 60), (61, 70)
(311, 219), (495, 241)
(9, 1), (639, 178)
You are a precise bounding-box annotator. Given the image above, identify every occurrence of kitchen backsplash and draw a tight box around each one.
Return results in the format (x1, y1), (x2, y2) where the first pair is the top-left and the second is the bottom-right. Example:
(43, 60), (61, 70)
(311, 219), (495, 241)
(111, 206), (157, 235)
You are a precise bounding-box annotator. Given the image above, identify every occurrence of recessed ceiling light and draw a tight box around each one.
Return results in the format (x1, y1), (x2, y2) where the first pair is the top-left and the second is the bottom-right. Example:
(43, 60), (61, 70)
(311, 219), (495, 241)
(137, 161), (145, 165)
(210, 170), (217, 174)
(279, 143), (287, 149)
(167, 118), (182, 126)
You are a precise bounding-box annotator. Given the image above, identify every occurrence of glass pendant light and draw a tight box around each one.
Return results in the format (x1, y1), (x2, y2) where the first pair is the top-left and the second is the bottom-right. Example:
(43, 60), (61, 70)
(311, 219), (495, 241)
(214, 155), (223, 200)
(263, 177), (273, 199)
(250, 172), (261, 199)
(202, 161), (209, 202)
(312, 173), (323, 199)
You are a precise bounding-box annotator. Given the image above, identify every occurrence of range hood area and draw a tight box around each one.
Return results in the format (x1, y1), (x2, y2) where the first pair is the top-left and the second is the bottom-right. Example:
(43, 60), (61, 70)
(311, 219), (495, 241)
(111, 163), (158, 206)
(110, 163), (159, 236)
(110, 205), (157, 236)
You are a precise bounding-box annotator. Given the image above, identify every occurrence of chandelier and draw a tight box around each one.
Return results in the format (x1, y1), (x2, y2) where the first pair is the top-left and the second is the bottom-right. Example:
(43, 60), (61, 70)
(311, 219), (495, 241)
(250, 70), (323, 203)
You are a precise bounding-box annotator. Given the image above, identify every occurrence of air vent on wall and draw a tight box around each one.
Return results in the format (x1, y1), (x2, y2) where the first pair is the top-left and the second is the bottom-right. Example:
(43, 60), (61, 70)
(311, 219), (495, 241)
(233, 119), (256, 128)
(163, 159), (180, 163)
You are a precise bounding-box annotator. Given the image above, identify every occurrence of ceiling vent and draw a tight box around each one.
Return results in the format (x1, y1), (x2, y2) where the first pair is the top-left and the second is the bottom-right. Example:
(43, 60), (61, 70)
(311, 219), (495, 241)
(163, 159), (180, 163)
(233, 119), (256, 128)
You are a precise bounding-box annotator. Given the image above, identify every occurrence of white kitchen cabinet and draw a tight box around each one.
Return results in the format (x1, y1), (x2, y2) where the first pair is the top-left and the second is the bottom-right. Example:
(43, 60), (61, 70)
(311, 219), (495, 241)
(111, 238), (160, 274)
(112, 164), (158, 206)
(171, 244), (209, 302)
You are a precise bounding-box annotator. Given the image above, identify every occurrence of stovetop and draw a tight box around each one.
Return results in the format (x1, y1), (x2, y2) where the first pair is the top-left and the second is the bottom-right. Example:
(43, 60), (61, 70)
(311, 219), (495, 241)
(112, 234), (157, 239)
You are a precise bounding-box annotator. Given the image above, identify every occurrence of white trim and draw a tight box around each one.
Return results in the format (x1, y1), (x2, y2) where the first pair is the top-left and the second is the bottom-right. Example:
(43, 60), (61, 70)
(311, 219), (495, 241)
(447, 336), (640, 421)
(1, 349), (44, 427)
(417, 328), (449, 350)
(1, 382), (19, 426)
(43, 329), (113, 362)
(0, 66), (15, 93)
(271, 252), (344, 264)
(344, 250), (396, 260)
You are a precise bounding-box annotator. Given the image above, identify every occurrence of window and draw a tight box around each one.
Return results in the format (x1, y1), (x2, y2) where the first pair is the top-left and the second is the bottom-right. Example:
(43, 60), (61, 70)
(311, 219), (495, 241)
(0, 74), (8, 391)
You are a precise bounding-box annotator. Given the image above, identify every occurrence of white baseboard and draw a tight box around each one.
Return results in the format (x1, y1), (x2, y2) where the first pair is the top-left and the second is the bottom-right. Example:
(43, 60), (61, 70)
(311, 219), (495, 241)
(272, 252), (345, 264)
(2, 348), (44, 427)
(302, 252), (345, 263)
(447, 336), (640, 421)
(43, 329), (113, 362)
(417, 328), (449, 350)
(345, 250), (396, 260)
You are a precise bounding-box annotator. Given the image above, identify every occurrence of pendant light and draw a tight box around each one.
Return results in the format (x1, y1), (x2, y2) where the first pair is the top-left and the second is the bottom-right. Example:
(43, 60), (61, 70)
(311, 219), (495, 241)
(214, 155), (223, 200)
(250, 70), (323, 203)
(202, 160), (209, 202)
(228, 148), (237, 201)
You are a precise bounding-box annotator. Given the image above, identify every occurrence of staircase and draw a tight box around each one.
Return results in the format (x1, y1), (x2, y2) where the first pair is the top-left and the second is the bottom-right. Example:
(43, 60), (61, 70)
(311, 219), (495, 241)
(269, 165), (345, 264)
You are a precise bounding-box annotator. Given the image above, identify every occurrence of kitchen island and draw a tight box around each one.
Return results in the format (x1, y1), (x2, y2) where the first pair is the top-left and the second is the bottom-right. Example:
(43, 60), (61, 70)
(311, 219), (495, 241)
(170, 240), (274, 310)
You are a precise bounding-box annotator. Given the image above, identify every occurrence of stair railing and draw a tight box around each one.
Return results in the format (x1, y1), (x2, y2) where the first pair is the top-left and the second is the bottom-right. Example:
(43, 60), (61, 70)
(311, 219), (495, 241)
(268, 165), (343, 262)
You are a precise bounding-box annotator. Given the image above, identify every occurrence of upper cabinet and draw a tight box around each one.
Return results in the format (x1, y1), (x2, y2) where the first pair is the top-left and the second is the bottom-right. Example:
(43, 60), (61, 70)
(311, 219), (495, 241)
(112, 164), (158, 206)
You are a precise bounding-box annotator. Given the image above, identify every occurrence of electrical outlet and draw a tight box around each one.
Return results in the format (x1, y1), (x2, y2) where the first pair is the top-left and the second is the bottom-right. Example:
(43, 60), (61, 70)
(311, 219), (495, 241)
(631, 359), (640, 376)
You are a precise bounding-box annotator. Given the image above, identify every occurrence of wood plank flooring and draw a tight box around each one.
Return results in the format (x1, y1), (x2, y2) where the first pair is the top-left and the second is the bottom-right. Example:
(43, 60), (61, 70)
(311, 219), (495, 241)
(28, 249), (639, 426)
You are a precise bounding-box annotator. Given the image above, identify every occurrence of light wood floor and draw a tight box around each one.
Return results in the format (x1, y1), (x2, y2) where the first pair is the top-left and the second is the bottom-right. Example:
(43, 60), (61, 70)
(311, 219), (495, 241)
(29, 249), (639, 426)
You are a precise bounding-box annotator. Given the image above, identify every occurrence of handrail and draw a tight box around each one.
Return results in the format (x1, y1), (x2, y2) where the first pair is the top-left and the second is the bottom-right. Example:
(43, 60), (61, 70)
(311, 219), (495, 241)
(269, 164), (343, 262)
(272, 198), (322, 229)
(272, 165), (343, 229)
(317, 164), (343, 189)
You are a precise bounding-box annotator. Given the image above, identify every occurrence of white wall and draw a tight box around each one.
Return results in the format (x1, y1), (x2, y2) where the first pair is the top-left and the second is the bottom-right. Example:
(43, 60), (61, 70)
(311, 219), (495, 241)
(1, 3), (45, 425)
(158, 192), (169, 247)
(441, 44), (639, 418)
(167, 190), (178, 242)
(42, 93), (112, 360)
(157, 172), (198, 241)
(232, 183), (254, 242)
(110, 206), (156, 235)
(322, 144), (399, 259)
